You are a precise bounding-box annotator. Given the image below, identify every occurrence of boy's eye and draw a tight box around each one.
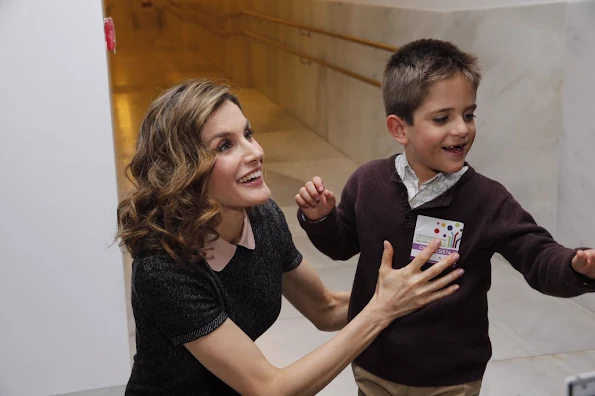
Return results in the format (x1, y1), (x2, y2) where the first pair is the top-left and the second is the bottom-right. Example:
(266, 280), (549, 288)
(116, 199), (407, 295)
(464, 114), (476, 121)
(433, 116), (449, 124)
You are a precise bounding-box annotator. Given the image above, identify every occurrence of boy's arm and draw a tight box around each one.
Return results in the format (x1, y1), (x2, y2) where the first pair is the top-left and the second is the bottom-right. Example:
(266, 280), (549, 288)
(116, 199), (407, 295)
(297, 175), (360, 261)
(491, 195), (595, 297)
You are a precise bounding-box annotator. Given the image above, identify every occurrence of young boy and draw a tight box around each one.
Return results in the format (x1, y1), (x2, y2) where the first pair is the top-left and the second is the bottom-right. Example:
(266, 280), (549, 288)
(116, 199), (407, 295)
(295, 39), (595, 396)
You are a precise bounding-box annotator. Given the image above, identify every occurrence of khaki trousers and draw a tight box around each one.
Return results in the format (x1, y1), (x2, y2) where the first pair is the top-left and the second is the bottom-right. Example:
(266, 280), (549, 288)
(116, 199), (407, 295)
(352, 364), (482, 396)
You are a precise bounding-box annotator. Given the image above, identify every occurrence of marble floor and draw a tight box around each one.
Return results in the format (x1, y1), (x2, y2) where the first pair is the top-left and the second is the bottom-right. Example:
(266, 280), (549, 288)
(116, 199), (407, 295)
(78, 5), (595, 396)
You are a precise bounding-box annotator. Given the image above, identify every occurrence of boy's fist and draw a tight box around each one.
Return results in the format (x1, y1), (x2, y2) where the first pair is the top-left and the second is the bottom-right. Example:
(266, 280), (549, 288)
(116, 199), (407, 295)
(295, 176), (336, 222)
(572, 249), (595, 280)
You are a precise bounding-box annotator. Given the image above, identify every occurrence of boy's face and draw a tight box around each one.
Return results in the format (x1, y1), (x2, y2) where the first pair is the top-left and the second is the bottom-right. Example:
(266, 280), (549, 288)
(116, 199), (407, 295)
(388, 73), (477, 183)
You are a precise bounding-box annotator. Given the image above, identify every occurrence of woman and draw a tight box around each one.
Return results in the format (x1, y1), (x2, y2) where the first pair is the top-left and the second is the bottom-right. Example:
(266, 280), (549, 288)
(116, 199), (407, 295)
(116, 79), (463, 395)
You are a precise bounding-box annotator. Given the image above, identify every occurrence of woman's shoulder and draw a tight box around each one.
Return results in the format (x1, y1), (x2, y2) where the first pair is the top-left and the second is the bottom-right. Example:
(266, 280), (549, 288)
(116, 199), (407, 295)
(131, 252), (209, 282)
(248, 199), (288, 228)
(133, 251), (176, 271)
(130, 252), (218, 300)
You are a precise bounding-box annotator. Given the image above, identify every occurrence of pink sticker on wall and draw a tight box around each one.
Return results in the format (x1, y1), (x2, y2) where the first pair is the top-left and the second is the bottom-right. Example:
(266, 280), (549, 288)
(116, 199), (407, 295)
(104, 17), (116, 54)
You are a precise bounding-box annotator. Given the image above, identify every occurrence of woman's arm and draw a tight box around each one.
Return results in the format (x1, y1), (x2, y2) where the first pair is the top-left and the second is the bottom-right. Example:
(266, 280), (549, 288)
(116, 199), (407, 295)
(185, 302), (385, 396)
(282, 259), (350, 331)
(184, 240), (463, 396)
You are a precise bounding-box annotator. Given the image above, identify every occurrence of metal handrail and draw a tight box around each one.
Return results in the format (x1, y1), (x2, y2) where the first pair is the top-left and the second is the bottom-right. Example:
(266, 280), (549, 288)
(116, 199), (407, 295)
(165, 1), (226, 20)
(244, 31), (381, 87)
(243, 10), (397, 53)
(163, 2), (229, 37)
(165, 2), (387, 88)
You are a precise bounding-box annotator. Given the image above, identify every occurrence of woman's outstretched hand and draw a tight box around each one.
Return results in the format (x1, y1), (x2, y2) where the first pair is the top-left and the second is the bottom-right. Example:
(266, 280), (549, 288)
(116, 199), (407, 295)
(372, 239), (463, 324)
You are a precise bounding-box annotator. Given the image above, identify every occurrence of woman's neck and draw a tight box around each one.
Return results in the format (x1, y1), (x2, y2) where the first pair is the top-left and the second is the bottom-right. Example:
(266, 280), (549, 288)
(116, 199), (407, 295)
(215, 207), (245, 244)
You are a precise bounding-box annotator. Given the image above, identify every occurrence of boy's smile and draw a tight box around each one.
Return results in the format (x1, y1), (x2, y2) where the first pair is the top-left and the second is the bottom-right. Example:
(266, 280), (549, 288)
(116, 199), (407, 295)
(442, 143), (467, 156)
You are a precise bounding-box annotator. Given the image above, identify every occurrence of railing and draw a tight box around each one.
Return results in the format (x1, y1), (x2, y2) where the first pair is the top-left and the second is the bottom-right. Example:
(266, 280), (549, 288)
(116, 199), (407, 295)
(242, 10), (397, 53)
(163, 1), (231, 37)
(165, 1), (397, 88)
(243, 31), (383, 87)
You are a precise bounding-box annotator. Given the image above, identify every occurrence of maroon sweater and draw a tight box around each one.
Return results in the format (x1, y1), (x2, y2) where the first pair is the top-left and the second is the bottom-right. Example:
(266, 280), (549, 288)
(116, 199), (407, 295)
(298, 154), (594, 387)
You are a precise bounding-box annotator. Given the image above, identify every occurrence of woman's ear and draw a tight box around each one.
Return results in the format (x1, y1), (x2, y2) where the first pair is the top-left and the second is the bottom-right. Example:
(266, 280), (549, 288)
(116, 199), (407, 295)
(386, 115), (409, 146)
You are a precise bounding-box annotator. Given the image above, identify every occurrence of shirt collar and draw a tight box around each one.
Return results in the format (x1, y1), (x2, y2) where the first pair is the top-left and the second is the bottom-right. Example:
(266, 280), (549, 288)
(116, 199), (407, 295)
(395, 152), (469, 189)
(204, 211), (255, 272)
(395, 152), (443, 185)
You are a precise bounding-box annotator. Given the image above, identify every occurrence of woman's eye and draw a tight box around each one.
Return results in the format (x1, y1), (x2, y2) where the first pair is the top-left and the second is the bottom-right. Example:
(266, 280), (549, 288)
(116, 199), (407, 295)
(218, 141), (232, 152)
(465, 114), (476, 122)
(245, 128), (254, 139)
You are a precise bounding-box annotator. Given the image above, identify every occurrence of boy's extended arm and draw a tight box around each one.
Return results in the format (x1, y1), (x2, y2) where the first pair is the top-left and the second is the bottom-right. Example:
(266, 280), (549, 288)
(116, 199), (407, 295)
(492, 195), (595, 297)
(297, 176), (360, 261)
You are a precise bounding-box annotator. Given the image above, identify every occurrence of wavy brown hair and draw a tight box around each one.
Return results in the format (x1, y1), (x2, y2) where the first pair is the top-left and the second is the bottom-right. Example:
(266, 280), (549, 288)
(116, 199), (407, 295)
(116, 79), (242, 264)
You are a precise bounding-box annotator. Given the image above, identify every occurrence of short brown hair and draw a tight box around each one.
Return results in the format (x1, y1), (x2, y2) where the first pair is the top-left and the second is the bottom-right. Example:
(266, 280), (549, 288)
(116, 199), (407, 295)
(116, 79), (241, 264)
(382, 39), (482, 125)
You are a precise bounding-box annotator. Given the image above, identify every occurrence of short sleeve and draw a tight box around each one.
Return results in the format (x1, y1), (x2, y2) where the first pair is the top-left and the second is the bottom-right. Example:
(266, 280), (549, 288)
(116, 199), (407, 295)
(267, 200), (303, 272)
(132, 257), (228, 345)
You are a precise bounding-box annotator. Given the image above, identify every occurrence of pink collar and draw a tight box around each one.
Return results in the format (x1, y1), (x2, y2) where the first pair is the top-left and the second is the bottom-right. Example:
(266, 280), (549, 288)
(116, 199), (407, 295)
(204, 211), (255, 272)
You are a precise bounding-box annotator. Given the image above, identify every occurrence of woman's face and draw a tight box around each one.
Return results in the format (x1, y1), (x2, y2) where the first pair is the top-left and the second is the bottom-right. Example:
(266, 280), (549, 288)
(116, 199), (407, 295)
(202, 100), (270, 209)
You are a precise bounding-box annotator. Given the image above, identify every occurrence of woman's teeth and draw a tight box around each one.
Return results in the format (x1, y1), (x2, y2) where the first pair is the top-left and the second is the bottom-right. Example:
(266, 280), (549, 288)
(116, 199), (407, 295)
(239, 170), (262, 183)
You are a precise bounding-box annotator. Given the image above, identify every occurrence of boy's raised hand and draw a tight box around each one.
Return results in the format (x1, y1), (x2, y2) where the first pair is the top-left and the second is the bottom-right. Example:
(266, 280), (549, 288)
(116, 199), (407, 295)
(571, 249), (595, 279)
(296, 176), (336, 222)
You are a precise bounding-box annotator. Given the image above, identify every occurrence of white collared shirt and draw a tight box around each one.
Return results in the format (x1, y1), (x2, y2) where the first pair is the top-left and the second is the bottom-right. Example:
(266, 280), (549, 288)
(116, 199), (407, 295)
(395, 153), (468, 208)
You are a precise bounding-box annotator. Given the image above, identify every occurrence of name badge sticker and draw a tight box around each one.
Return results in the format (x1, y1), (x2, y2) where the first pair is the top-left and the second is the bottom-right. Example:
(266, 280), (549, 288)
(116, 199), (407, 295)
(410, 215), (464, 264)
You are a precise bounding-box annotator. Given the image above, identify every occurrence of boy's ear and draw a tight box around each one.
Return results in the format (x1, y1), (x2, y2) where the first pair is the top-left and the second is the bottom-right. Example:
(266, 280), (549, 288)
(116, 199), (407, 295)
(386, 115), (408, 145)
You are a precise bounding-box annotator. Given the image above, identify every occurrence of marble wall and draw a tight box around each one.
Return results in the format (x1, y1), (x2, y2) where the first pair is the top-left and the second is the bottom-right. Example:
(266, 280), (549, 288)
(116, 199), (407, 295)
(164, 0), (595, 245)
(558, 0), (595, 249)
(441, 3), (567, 237)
